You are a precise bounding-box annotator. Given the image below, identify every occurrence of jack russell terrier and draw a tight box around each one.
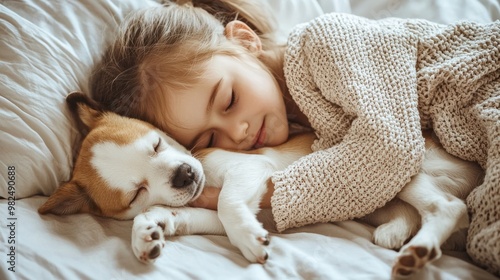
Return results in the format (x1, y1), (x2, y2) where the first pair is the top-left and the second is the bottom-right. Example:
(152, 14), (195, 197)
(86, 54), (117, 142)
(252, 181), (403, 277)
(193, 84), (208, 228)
(39, 92), (483, 278)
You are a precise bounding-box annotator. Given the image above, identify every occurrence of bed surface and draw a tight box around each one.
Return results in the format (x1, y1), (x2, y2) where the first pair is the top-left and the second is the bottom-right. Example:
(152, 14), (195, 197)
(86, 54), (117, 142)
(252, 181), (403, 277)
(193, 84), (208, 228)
(2, 197), (498, 280)
(1, 0), (499, 279)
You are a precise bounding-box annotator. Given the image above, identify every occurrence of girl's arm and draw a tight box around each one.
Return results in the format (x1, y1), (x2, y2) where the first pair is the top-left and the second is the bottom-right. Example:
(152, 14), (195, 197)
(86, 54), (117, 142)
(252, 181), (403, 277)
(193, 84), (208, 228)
(189, 182), (274, 210)
(271, 13), (426, 232)
(188, 186), (220, 210)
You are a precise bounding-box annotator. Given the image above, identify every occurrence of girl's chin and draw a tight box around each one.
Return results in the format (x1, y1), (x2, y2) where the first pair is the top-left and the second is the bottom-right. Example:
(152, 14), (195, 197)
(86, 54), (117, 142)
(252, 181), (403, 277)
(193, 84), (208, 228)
(269, 130), (289, 147)
(262, 116), (289, 147)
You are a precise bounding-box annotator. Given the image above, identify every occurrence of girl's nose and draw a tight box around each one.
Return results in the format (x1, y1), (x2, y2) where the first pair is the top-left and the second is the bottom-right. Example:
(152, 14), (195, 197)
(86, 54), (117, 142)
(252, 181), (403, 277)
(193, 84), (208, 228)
(227, 120), (249, 144)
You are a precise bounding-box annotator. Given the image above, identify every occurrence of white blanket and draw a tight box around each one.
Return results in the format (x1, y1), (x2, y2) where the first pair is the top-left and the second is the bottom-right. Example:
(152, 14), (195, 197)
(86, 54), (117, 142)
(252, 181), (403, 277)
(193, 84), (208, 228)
(1, 197), (497, 280)
(1, 0), (499, 279)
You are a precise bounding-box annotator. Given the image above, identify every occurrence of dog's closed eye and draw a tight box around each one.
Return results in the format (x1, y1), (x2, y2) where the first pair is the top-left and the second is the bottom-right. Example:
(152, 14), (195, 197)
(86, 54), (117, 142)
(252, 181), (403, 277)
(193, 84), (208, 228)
(153, 138), (162, 154)
(130, 183), (148, 205)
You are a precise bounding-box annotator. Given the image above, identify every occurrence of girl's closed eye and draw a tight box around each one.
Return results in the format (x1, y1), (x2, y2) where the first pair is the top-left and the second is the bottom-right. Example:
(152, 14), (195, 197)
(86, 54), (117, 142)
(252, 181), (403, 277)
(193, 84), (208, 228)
(225, 90), (236, 112)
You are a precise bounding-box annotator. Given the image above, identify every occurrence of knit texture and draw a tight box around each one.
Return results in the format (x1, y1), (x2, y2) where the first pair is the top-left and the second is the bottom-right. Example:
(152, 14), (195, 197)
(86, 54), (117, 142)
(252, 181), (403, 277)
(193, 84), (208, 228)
(272, 13), (500, 275)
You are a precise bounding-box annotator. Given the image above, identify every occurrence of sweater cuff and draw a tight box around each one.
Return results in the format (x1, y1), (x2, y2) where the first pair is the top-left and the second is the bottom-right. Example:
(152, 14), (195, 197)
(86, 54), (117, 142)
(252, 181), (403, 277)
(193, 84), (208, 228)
(271, 170), (304, 232)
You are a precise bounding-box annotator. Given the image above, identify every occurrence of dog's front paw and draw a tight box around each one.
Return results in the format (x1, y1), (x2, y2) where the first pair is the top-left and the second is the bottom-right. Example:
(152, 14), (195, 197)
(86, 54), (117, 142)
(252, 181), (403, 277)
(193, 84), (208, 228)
(392, 242), (441, 278)
(131, 214), (167, 263)
(226, 224), (270, 264)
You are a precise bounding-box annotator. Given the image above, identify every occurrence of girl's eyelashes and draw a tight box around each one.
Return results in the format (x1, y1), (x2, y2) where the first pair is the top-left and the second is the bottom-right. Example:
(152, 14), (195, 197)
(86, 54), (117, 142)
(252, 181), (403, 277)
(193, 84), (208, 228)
(202, 89), (235, 149)
(225, 90), (236, 112)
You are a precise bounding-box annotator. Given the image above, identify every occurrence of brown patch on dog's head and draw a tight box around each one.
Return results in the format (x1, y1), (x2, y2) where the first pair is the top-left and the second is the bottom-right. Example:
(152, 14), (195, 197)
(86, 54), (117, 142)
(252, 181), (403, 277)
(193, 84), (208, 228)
(39, 92), (154, 219)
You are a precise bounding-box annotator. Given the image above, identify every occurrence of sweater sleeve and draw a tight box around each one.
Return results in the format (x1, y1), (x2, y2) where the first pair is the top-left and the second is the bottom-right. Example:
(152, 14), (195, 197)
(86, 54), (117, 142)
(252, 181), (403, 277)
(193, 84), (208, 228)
(271, 13), (426, 232)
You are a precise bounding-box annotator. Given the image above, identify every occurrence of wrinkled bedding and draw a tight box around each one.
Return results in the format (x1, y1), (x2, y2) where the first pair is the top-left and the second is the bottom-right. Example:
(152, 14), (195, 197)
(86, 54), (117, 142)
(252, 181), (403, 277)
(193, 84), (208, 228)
(1, 0), (499, 279)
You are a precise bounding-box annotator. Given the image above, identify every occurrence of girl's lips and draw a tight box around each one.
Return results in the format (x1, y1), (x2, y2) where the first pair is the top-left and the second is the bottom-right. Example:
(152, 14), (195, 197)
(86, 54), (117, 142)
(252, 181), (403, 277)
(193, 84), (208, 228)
(252, 123), (266, 149)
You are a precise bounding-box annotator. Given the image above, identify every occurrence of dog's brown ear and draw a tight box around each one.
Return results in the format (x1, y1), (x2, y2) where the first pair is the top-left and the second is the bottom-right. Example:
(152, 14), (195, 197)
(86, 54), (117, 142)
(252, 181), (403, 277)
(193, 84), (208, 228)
(38, 181), (101, 216)
(66, 91), (103, 133)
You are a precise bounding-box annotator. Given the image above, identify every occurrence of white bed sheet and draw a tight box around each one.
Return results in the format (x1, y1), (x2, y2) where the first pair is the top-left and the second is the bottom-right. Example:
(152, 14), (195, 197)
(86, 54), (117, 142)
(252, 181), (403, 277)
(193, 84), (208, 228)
(1, 197), (498, 280)
(1, 0), (500, 279)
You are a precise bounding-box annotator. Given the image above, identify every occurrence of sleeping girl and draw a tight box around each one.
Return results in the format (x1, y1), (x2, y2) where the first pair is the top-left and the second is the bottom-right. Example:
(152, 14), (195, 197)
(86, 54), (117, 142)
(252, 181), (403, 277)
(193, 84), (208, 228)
(90, 0), (500, 275)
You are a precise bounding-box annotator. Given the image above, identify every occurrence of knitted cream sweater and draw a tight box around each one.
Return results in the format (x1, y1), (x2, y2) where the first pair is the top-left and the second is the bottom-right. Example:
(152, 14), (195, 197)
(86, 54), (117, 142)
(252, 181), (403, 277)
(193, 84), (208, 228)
(271, 13), (500, 274)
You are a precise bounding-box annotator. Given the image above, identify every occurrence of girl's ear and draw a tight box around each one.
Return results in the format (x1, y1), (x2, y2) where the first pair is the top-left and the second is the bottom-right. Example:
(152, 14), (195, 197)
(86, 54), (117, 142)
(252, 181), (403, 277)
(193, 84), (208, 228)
(224, 20), (262, 54)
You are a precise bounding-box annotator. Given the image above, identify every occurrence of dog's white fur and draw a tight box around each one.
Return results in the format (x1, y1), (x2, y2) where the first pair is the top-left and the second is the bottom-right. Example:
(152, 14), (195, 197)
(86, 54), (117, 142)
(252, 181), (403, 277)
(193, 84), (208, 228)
(38, 96), (206, 220)
(40, 93), (484, 278)
(132, 139), (313, 264)
(131, 131), (484, 278)
(91, 130), (205, 213)
(363, 133), (483, 276)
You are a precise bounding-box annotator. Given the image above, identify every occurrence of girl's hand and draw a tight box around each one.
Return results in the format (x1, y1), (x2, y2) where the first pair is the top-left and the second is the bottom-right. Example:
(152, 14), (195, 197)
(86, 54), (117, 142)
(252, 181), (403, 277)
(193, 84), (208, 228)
(188, 181), (274, 210)
(188, 186), (220, 210)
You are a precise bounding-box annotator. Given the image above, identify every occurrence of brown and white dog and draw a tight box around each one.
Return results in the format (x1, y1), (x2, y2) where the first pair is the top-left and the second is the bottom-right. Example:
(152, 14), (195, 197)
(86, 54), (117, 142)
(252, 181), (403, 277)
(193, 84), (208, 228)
(39, 92), (483, 278)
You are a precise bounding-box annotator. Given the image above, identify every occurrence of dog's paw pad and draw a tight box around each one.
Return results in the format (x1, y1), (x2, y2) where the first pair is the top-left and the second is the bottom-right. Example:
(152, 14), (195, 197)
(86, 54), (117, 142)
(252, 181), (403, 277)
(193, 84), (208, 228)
(227, 226), (270, 264)
(392, 245), (441, 278)
(257, 235), (270, 246)
(414, 246), (438, 260)
(151, 230), (160, 240)
(157, 222), (166, 230)
(132, 219), (167, 264)
(256, 252), (269, 264)
(148, 244), (162, 259)
(394, 267), (413, 277)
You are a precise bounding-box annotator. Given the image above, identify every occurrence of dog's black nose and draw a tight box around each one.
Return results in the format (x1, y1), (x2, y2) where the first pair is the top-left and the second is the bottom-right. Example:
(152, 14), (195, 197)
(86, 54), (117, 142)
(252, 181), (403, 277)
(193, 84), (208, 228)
(173, 163), (194, 188)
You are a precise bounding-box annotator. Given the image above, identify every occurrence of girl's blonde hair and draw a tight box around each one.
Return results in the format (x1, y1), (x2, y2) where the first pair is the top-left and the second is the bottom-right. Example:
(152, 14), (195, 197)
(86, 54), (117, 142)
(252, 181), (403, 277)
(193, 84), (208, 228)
(90, 0), (281, 132)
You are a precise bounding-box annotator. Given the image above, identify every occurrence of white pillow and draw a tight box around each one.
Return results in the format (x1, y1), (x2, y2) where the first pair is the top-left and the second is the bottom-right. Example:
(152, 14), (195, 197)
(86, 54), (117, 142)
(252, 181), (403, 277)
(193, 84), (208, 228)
(268, 0), (351, 43)
(0, 0), (160, 199)
(0, 0), (349, 199)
